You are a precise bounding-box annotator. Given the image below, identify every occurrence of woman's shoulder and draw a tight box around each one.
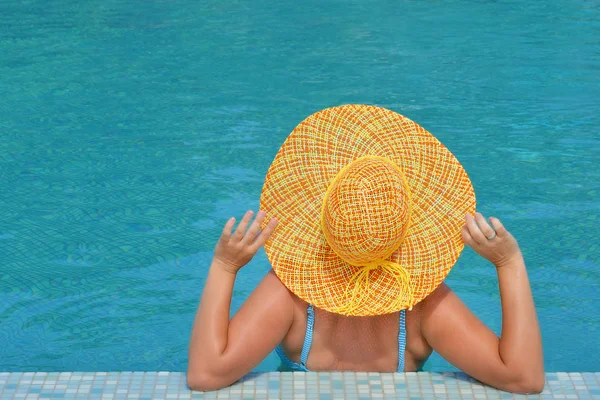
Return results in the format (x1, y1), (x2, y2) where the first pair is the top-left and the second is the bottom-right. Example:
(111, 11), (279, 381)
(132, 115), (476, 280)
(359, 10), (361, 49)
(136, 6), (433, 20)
(263, 269), (294, 296)
(244, 269), (296, 319)
(264, 269), (309, 306)
(408, 282), (453, 333)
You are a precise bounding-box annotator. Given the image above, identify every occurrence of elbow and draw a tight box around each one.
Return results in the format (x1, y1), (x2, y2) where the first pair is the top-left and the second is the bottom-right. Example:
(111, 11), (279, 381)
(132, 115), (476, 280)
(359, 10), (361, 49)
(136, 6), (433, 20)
(187, 360), (234, 392)
(187, 370), (228, 392)
(187, 352), (242, 391)
(518, 374), (545, 394)
(187, 353), (230, 391)
(505, 371), (545, 394)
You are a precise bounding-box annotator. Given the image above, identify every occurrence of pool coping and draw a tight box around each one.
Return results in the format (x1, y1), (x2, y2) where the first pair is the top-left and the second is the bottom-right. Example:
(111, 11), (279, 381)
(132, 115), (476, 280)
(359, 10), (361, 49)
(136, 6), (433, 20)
(1, 371), (598, 399)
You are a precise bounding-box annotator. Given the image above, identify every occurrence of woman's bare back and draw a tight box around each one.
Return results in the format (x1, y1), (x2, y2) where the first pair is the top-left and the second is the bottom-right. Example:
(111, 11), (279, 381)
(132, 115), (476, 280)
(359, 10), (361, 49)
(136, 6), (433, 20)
(279, 292), (433, 372)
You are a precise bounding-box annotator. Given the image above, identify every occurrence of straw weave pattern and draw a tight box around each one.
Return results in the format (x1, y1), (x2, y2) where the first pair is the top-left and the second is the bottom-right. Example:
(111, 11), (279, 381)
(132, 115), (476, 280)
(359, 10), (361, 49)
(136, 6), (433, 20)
(260, 105), (476, 316)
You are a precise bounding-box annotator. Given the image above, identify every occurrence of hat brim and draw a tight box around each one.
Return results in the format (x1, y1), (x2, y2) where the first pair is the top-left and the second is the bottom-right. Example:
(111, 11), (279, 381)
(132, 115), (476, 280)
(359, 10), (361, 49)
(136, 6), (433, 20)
(260, 105), (476, 316)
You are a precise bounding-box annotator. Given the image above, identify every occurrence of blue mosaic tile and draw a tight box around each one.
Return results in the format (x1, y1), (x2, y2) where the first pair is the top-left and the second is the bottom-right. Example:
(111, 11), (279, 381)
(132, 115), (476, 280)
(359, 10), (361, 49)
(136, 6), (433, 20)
(0, 372), (598, 399)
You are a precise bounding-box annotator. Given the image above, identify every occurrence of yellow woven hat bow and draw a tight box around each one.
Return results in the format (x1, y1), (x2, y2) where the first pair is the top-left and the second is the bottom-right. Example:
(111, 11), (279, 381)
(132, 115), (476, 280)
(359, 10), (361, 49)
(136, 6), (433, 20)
(260, 105), (476, 316)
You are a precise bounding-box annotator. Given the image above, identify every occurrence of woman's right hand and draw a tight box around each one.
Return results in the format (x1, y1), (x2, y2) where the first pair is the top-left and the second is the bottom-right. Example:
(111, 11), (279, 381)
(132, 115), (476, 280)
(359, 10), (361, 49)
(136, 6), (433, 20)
(213, 210), (278, 274)
(461, 212), (523, 268)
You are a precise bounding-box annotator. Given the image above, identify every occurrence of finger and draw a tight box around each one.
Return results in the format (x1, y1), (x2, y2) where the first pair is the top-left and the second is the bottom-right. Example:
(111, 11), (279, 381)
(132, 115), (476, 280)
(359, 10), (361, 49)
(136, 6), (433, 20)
(465, 213), (486, 245)
(243, 210), (267, 244)
(461, 225), (475, 247)
(488, 217), (508, 238)
(232, 210), (254, 240)
(474, 212), (496, 239)
(251, 218), (278, 251)
(221, 217), (236, 240)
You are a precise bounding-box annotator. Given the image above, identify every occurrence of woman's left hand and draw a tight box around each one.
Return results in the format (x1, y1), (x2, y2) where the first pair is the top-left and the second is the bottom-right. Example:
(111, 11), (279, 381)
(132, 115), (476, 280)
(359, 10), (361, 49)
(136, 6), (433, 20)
(461, 212), (522, 268)
(213, 210), (278, 274)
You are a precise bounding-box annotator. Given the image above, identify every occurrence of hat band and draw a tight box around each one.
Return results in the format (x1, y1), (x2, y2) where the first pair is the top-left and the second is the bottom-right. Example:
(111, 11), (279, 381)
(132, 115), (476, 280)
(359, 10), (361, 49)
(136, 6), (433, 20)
(320, 155), (415, 314)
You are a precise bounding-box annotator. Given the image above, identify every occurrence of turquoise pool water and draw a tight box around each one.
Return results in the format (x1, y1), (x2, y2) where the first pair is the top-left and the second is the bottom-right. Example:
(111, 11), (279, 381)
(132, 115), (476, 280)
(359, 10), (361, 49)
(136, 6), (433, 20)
(0, 0), (598, 374)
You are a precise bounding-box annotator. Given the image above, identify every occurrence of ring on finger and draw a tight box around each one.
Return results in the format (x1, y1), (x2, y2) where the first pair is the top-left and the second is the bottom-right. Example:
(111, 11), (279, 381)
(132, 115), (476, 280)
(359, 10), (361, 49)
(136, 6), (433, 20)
(486, 231), (497, 240)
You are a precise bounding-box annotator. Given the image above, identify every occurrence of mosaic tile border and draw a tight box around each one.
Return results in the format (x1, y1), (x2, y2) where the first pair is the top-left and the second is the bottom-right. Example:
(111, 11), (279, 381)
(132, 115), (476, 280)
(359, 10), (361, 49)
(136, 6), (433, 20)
(0, 372), (598, 399)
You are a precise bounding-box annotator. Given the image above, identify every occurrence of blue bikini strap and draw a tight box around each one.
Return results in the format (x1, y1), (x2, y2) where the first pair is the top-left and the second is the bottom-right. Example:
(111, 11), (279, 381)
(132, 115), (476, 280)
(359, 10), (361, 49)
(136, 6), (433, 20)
(397, 309), (407, 372)
(300, 304), (315, 367)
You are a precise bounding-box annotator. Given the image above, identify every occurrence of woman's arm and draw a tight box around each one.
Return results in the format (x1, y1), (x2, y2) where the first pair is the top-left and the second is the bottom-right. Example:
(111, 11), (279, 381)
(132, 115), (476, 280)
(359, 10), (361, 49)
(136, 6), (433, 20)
(420, 213), (544, 394)
(187, 211), (294, 391)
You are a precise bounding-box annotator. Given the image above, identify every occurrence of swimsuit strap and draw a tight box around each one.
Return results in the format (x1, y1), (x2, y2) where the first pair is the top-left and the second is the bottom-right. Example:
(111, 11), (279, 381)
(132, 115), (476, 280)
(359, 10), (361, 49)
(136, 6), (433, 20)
(397, 309), (407, 372)
(300, 304), (315, 367)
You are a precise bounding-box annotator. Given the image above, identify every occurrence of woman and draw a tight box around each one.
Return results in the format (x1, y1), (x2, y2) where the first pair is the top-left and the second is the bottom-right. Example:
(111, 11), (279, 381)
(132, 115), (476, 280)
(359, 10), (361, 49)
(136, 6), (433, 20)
(187, 105), (544, 393)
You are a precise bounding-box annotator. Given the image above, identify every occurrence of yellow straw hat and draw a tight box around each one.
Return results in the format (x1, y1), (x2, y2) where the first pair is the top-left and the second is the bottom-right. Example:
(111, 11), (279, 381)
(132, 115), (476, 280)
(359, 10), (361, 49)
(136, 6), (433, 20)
(260, 104), (476, 316)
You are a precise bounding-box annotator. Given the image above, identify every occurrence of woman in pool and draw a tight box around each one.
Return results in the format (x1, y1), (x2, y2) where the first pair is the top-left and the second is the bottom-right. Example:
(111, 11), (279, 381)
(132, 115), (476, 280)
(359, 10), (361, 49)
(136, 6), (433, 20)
(187, 105), (544, 393)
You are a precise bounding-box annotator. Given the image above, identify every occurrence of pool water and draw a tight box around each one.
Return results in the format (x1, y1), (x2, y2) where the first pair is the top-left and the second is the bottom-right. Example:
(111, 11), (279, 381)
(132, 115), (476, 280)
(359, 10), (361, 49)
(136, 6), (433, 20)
(0, 0), (598, 373)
